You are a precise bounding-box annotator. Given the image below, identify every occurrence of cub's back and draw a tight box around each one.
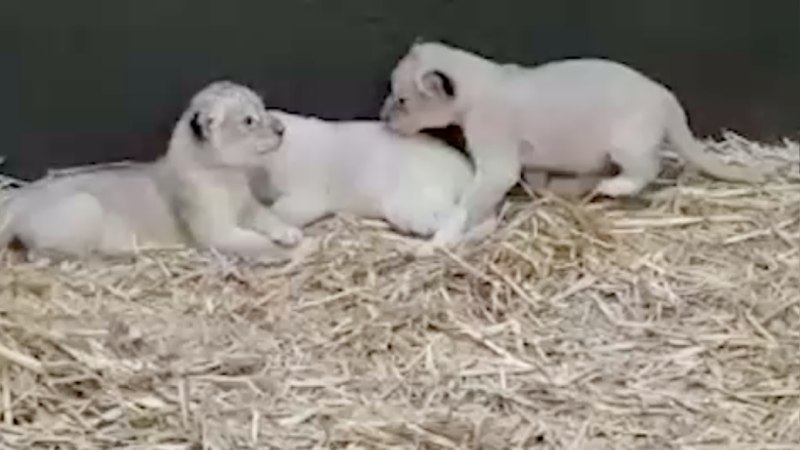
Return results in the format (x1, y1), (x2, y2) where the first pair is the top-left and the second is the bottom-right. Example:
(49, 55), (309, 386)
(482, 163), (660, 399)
(12, 164), (184, 243)
(500, 58), (674, 168)
(503, 58), (670, 119)
(338, 121), (473, 195)
(262, 112), (473, 215)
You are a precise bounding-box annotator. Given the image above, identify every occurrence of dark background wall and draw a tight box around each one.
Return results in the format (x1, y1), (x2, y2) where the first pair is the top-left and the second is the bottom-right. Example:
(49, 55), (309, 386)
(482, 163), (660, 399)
(1, 0), (798, 180)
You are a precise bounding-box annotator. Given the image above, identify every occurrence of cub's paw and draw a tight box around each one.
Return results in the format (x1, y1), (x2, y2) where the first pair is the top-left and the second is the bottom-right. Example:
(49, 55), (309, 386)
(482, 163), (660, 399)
(269, 225), (304, 247)
(593, 176), (646, 198)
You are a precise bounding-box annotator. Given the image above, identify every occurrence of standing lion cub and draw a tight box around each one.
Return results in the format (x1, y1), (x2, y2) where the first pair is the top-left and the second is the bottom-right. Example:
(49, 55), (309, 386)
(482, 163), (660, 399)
(380, 40), (764, 247)
(0, 80), (300, 263)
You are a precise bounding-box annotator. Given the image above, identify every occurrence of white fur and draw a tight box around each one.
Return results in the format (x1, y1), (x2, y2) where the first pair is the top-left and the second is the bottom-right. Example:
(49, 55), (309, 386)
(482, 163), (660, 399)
(0, 81), (299, 264)
(248, 110), (495, 243)
(380, 41), (764, 246)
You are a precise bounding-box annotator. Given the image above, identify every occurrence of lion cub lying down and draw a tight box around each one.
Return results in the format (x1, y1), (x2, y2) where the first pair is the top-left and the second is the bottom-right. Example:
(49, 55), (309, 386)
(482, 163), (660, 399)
(0, 81), (300, 263)
(249, 110), (495, 241)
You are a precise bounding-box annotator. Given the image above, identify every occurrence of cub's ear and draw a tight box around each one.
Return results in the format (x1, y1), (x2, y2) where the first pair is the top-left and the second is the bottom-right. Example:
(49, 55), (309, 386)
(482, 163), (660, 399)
(420, 70), (455, 100)
(188, 110), (212, 142)
(408, 36), (425, 53)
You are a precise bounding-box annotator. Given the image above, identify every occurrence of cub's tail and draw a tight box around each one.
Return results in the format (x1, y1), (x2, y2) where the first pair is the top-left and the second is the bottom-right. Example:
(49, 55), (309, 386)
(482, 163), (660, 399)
(664, 94), (764, 183)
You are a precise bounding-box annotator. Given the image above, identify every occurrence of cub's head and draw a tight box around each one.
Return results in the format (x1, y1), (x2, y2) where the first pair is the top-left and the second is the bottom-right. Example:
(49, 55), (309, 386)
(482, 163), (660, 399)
(180, 80), (285, 168)
(379, 41), (461, 136)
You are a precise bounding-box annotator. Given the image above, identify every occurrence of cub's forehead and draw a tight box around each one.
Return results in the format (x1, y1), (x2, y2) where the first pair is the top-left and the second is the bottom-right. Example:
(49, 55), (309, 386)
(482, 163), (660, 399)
(219, 88), (263, 107)
(220, 89), (265, 111)
(192, 82), (264, 108)
(194, 90), (266, 117)
(392, 56), (419, 84)
(393, 42), (441, 79)
(407, 41), (448, 60)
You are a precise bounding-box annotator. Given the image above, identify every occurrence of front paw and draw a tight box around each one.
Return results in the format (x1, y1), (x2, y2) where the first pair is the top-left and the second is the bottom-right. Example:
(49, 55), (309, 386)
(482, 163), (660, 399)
(430, 213), (466, 248)
(414, 226), (459, 258)
(269, 225), (304, 247)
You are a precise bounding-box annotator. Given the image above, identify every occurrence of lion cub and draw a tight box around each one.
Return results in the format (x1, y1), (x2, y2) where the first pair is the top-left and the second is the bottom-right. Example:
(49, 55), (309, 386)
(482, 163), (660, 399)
(0, 80), (300, 263)
(248, 110), (498, 242)
(380, 40), (764, 247)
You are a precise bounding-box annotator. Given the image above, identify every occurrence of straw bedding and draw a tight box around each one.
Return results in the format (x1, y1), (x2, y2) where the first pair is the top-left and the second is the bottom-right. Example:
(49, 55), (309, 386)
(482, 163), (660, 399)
(0, 133), (798, 450)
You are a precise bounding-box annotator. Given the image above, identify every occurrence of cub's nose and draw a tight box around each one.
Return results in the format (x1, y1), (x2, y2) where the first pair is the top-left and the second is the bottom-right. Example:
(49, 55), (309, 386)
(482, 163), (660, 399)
(271, 118), (285, 136)
(379, 100), (393, 121)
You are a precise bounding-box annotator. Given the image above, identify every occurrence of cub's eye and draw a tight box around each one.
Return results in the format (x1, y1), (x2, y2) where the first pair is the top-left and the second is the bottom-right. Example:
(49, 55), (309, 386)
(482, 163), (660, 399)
(243, 116), (257, 126)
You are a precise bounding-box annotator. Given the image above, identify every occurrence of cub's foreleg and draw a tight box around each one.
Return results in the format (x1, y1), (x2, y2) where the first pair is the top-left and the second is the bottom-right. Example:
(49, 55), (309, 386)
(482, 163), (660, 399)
(185, 207), (291, 264)
(242, 200), (304, 246)
(430, 130), (521, 247)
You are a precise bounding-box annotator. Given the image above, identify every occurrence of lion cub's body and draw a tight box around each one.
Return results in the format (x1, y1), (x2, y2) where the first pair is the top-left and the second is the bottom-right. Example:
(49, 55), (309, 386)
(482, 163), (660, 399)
(1, 81), (298, 262)
(250, 110), (480, 238)
(380, 41), (764, 247)
(0, 163), (186, 255)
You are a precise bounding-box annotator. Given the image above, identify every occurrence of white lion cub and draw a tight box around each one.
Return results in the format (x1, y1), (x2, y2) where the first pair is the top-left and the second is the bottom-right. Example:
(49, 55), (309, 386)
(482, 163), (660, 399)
(0, 80), (300, 263)
(248, 110), (493, 242)
(379, 40), (764, 247)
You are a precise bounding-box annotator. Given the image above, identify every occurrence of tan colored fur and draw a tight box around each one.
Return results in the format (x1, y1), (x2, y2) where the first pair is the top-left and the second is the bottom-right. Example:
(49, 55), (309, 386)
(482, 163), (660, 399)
(0, 81), (299, 263)
(380, 40), (764, 246)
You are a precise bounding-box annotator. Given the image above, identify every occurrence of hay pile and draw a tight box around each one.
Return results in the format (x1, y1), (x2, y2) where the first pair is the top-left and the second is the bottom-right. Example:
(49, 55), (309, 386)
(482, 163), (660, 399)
(0, 134), (798, 450)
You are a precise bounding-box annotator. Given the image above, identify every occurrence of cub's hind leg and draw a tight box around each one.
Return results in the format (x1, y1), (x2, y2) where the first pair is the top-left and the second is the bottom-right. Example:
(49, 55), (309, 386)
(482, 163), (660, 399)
(525, 169), (606, 200)
(547, 174), (606, 199)
(594, 123), (663, 198)
(17, 192), (110, 256)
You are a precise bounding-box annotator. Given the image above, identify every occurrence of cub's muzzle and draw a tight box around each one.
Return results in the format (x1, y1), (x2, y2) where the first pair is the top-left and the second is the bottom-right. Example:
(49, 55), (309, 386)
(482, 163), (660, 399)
(270, 117), (285, 137)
